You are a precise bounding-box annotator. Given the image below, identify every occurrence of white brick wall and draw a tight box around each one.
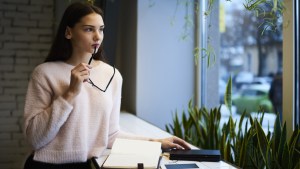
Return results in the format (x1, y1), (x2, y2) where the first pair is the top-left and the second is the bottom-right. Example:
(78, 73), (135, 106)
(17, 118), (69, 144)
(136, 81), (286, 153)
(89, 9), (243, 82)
(0, 0), (54, 168)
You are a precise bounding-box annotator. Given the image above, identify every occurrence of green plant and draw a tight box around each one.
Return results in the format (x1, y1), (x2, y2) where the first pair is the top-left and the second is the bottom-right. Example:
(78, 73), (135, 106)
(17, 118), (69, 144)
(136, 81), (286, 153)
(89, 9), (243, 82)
(243, 0), (285, 35)
(165, 102), (300, 169)
(166, 101), (221, 149)
(166, 100), (221, 149)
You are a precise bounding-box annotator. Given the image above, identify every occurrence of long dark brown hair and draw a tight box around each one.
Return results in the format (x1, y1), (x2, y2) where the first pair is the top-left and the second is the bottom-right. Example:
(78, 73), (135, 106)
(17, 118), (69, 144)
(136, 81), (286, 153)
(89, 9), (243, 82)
(45, 2), (105, 62)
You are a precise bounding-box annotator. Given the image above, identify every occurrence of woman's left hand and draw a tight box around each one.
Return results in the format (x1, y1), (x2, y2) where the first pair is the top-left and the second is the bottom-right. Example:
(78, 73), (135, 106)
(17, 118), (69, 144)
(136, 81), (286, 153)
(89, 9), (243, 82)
(153, 136), (191, 150)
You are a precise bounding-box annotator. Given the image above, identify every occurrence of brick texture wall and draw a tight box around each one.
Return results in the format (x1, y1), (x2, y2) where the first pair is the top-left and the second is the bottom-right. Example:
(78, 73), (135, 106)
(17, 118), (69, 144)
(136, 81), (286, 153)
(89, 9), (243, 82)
(0, 0), (54, 168)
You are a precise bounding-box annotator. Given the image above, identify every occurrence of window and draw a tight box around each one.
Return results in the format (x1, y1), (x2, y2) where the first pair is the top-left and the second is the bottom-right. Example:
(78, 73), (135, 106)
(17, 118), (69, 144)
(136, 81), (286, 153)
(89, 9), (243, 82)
(106, 0), (296, 132)
(213, 0), (283, 130)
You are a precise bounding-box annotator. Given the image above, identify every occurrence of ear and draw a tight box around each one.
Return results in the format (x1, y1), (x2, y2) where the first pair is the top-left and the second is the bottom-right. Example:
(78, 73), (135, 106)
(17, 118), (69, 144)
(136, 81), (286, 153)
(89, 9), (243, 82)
(65, 27), (72, 39)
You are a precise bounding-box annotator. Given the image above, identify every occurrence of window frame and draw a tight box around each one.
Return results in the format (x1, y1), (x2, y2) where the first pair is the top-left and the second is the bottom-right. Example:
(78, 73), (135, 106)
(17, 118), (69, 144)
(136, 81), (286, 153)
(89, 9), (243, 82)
(294, 0), (299, 127)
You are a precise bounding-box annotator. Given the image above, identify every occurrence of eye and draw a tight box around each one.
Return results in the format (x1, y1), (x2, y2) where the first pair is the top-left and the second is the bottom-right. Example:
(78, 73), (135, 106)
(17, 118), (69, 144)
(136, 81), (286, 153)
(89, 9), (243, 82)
(84, 27), (93, 32)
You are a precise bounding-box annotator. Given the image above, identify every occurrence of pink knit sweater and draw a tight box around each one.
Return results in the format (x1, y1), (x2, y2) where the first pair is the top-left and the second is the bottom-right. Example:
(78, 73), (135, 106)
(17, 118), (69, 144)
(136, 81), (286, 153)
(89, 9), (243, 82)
(23, 61), (143, 163)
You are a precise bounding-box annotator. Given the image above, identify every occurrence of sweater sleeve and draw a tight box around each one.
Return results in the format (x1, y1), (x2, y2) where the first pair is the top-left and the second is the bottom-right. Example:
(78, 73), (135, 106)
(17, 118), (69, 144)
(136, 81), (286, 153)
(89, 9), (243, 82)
(23, 71), (73, 150)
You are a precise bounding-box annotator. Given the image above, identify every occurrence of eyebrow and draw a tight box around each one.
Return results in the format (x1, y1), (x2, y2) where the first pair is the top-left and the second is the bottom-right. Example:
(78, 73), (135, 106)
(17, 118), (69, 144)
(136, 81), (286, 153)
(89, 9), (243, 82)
(82, 24), (105, 28)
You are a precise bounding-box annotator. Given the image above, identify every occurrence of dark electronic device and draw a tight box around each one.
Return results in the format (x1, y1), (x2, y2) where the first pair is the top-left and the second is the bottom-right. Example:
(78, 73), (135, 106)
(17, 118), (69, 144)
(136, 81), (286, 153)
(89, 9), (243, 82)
(169, 149), (221, 162)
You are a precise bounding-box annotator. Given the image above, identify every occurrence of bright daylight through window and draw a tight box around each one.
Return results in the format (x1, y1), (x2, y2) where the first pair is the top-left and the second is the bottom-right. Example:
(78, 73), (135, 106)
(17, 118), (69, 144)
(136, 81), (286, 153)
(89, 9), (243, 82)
(219, 0), (283, 132)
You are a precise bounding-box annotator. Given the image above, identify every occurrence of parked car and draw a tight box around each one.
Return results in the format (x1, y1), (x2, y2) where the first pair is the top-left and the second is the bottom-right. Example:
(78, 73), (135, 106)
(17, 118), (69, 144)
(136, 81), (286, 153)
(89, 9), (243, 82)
(234, 71), (254, 89)
(251, 76), (272, 85)
(232, 84), (273, 115)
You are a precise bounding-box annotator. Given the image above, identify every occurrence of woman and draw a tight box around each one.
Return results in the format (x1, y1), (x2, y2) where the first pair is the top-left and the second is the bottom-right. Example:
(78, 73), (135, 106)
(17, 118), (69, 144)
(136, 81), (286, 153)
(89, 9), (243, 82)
(23, 2), (190, 169)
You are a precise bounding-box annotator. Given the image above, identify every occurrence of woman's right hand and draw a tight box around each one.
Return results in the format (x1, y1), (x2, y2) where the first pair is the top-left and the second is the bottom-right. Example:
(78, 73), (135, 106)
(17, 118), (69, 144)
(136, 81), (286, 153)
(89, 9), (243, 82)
(63, 63), (92, 101)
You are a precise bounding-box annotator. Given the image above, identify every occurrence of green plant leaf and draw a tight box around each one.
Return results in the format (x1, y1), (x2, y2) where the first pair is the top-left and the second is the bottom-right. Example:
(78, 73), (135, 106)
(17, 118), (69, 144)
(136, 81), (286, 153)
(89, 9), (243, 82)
(238, 111), (246, 136)
(174, 111), (183, 139)
(294, 162), (300, 169)
(165, 124), (170, 133)
(288, 127), (300, 169)
(190, 108), (202, 145)
(237, 135), (247, 167)
(255, 120), (270, 168)
(201, 43), (216, 68)
(224, 76), (232, 115)
(282, 142), (290, 168)
(288, 125), (300, 149)
(249, 115), (254, 125)
(225, 139), (232, 162)
(278, 122), (287, 166)
(229, 116), (236, 140)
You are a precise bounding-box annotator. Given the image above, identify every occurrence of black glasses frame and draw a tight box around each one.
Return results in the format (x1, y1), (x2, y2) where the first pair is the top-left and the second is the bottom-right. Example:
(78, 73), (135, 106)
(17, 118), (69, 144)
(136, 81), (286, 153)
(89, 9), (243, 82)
(87, 66), (115, 92)
(87, 51), (115, 92)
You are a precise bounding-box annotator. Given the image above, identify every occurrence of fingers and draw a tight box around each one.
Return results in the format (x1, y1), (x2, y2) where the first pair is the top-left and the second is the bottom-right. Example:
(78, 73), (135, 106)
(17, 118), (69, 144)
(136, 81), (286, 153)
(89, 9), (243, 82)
(172, 136), (191, 150)
(169, 142), (185, 150)
(71, 63), (92, 82)
(160, 136), (191, 150)
(67, 63), (92, 96)
(73, 63), (92, 74)
(63, 63), (92, 101)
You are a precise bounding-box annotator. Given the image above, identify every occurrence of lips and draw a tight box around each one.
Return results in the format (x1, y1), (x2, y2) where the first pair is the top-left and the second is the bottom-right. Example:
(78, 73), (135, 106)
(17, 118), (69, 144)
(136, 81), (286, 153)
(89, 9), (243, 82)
(91, 44), (99, 54)
(92, 44), (99, 48)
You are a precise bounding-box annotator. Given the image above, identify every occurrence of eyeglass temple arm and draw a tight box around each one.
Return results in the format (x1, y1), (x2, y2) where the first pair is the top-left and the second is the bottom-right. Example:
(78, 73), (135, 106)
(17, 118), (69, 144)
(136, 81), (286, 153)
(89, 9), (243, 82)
(88, 47), (97, 65)
(103, 66), (115, 91)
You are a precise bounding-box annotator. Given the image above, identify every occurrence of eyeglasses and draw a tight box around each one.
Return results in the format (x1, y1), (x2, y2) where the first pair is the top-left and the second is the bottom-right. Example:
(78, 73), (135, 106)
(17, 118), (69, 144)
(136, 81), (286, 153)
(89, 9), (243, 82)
(87, 50), (115, 92)
(87, 66), (115, 92)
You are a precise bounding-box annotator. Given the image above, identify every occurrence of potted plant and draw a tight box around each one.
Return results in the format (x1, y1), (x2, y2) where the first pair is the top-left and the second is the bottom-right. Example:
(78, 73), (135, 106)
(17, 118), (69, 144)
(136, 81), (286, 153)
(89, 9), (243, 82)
(166, 102), (300, 169)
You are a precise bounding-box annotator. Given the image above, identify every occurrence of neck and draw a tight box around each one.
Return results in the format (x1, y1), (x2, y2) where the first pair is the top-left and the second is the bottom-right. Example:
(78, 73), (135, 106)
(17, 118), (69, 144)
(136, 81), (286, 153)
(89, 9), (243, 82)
(66, 53), (92, 66)
(65, 56), (101, 67)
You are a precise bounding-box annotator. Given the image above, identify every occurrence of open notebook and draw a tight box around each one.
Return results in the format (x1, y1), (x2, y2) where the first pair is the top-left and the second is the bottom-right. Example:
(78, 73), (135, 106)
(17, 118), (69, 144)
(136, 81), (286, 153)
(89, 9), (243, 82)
(102, 138), (162, 169)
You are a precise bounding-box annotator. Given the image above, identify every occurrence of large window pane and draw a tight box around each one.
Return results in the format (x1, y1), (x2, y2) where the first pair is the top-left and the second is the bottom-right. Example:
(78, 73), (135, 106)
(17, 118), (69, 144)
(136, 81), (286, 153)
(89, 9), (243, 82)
(219, 0), (283, 130)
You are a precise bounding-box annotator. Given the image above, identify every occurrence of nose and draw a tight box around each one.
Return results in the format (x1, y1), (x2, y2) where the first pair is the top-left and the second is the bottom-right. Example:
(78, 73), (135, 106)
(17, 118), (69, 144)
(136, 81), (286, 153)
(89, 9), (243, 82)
(93, 30), (103, 41)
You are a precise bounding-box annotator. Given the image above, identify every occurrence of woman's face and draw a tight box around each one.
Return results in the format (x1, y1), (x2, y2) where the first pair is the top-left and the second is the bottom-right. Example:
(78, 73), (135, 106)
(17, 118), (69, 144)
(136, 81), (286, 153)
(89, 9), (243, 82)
(66, 12), (104, 56)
